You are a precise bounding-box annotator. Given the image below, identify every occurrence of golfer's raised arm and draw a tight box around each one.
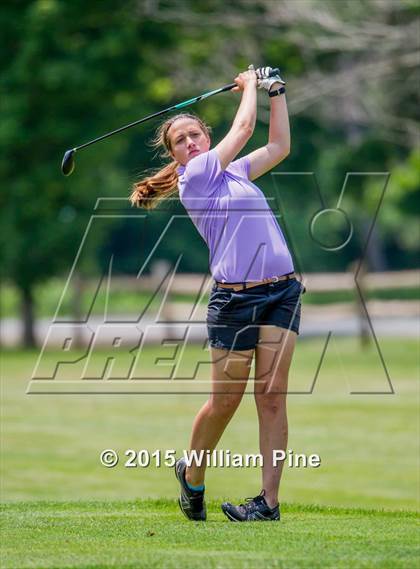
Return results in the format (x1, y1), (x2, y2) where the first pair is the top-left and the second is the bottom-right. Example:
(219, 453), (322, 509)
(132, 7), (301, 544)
(246, 67), (291, 181)
(267, 83), (290, 157)
(214, 69), (257, 170)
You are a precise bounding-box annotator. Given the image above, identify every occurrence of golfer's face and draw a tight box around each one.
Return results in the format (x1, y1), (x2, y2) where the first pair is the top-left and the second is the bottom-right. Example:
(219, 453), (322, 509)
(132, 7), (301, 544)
(168, 119), (210, 165)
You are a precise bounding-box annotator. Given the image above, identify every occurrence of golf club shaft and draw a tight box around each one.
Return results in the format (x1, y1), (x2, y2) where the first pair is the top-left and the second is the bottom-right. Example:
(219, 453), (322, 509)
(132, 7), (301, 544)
(73, 84), (235, 153)
(71, 69), (280, 152)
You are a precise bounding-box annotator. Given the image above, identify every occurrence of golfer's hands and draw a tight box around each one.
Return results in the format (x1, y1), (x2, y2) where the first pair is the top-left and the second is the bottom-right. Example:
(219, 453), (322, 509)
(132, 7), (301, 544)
(232, 65), (257, 93)
(256, 66), (286, 92)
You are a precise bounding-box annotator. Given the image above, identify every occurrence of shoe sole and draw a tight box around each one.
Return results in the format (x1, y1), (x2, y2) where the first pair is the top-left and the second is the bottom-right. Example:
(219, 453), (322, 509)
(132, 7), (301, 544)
(178, 495), (206, 521)
(175, 461), (189, 519)
(178, 496), (193, 521)
(221, 506), (240, 522)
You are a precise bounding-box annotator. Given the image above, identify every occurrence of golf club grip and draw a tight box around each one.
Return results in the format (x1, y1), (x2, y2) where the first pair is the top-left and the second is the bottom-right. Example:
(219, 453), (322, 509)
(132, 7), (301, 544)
(222, 67), (281, 91)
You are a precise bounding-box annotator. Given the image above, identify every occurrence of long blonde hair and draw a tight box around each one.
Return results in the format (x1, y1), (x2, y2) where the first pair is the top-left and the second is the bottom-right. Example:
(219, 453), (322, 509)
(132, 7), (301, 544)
(130, 112), (212, 210)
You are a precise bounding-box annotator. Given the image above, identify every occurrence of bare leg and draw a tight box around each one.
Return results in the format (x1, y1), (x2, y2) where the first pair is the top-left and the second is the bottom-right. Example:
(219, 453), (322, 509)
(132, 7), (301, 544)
(254, 326), (297, 508)
(185, 346), (254, 486)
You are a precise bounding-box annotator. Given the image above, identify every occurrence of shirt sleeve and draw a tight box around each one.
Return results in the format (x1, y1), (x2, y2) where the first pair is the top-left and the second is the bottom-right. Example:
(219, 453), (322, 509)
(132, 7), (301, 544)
(183, 148), (223, 197)
(229, 155), (251, 180)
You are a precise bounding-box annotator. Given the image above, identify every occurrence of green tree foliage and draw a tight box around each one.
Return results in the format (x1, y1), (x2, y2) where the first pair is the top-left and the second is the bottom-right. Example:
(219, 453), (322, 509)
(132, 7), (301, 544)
(0, 0), (179, 345)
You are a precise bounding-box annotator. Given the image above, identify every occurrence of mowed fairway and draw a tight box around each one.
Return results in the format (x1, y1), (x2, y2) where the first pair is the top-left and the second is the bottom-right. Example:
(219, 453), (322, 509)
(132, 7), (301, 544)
(1, 338), (419, 568)
(1, 501), (418, 569)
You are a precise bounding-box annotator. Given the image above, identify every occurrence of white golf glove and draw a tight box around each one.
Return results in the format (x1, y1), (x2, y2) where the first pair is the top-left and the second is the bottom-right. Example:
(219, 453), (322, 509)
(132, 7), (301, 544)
(255, 66), (286, 92)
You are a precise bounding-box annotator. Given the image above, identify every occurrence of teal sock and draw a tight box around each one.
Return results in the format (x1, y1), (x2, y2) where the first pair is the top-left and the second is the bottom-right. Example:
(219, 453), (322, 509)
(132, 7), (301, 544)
(186, 480), (205, 492)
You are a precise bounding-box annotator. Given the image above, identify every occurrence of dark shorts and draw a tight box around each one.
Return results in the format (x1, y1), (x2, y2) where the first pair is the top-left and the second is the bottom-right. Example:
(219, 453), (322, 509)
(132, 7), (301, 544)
(206, 277), (306, 351)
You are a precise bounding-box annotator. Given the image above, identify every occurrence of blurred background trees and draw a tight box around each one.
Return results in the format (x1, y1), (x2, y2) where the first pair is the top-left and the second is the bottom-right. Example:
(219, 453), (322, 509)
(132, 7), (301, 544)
(1, 0), (419, 346)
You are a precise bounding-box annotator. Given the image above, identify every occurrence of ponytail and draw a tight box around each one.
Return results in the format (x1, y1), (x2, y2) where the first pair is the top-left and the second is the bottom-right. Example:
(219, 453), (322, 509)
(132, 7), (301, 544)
(130, 160), (180, 210)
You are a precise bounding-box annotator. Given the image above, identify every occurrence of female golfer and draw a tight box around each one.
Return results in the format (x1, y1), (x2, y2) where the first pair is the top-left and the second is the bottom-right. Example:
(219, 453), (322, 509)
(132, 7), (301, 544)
(131, 65), (305, 522)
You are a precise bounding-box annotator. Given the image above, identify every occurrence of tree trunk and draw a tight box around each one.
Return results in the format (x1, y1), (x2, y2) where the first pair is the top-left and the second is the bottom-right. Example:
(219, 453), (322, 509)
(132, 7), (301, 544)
(348, 259), (370, 350)
(21, 286), (36, 348)
(360, 216), (388, 272)
(72, 271), (84, 349)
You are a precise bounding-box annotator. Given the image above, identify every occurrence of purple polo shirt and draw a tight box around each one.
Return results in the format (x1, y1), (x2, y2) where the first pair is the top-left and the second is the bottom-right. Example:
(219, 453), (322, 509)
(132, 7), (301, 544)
(178, 148), (294, 283)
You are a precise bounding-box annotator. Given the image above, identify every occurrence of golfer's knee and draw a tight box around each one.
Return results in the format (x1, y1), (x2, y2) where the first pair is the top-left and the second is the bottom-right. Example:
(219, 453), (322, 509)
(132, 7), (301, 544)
(255, 392), (287, 417)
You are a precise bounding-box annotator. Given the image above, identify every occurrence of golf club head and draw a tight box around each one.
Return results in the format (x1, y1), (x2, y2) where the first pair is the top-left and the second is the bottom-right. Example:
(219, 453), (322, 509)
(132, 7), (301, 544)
(61, 149), (76, 176)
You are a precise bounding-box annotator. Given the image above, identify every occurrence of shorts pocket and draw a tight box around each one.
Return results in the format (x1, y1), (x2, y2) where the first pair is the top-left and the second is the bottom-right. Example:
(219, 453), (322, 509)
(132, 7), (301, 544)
(208, 289), (236, 312)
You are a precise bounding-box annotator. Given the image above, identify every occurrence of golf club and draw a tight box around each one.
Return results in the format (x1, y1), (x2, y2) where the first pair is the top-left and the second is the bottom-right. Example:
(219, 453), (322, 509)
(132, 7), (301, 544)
(61, 69), (281, 176)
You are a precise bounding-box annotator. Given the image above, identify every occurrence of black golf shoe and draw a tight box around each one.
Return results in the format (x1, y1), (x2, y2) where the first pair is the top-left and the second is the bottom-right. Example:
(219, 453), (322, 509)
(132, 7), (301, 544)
(221, 490), (280, 522)
(175, 457), (206, 521)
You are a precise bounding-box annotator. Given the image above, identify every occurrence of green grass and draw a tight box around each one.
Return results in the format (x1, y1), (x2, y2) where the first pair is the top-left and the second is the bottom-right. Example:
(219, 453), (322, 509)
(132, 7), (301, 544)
(1, 339), (419, 568)
(1, 278), (419, 317)
(1, 501), (419, 569)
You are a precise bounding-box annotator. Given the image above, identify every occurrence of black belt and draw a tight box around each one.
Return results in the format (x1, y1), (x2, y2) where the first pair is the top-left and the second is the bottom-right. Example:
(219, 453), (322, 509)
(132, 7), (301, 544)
(215, 272), (296, 292)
